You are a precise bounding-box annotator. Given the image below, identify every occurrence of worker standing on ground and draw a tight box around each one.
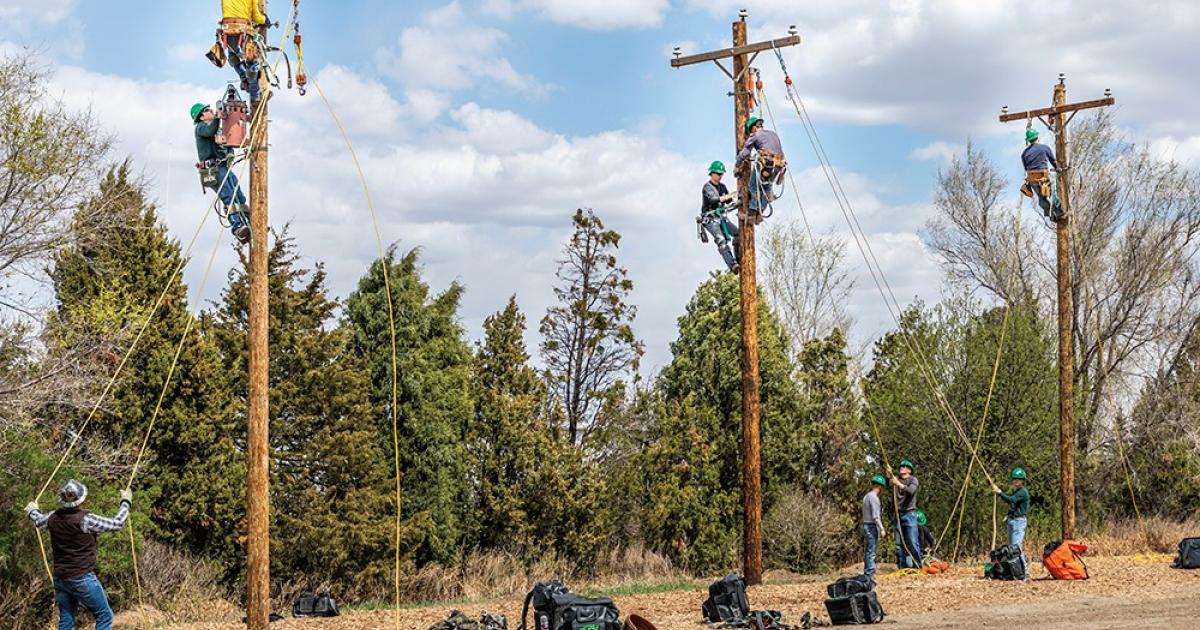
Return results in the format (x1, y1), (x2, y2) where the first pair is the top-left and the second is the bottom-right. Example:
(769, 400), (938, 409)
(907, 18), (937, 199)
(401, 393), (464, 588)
(993, 467), (1031, 574)
(862, 475), (887, 578)
(916, 510), (936, 559)
(734, 116), (785, 216)
(217, 0), (269, 101)
(698, 160), (740, 273)
(192, 103), (251, 244)
(886, 459), (922, 569)
(25, 480), (132, 630)
(1020, 129), (1061, 221)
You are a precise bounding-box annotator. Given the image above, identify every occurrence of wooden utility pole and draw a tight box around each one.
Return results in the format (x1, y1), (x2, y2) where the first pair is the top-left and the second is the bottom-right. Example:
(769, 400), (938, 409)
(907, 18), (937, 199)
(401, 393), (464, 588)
(1000, 76), (1113, 540)
(246, 19), (271, 630)
(671, 13), (800, 586)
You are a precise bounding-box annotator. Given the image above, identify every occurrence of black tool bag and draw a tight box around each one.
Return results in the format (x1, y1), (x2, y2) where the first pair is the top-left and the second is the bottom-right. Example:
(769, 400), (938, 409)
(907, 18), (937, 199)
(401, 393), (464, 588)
(701, 574), (750, 624)
(824, 592), (884, 625)
(1174, 537), (1200, 569)
(520, 581), (620, 630)
(292, 591), (339, 617)
(985, 544), (1027, 581)
(825, 575), (873, 599)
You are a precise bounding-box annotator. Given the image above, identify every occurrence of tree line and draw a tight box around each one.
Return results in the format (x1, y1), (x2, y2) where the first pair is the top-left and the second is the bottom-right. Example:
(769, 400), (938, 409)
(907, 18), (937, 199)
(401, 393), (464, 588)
(2, 53), (1199, 620)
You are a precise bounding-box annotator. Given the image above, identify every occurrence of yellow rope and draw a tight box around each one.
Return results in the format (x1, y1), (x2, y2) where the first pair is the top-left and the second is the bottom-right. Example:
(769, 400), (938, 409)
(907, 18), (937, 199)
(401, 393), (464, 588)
(308, 75), (404, 630)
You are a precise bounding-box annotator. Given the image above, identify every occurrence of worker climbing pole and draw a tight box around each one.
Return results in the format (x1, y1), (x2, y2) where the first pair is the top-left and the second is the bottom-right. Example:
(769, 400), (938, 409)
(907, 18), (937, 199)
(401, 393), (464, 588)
(1000, 76), (1114, 540)
(671, 11), (800, 586)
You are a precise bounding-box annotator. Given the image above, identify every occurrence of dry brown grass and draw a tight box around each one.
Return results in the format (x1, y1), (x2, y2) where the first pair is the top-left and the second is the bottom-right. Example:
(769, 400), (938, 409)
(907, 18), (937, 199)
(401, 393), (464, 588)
(1080, 516), (1199, 556)
(398, 545), (682, 603)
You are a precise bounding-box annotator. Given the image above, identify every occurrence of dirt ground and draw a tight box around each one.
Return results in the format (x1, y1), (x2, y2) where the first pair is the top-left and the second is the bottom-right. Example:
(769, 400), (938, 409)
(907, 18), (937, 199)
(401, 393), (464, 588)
(146, 555), (1200, 630)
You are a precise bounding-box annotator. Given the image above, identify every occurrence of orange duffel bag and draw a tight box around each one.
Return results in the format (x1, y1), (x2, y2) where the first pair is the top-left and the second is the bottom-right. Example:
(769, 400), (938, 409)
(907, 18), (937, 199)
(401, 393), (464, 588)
(1043, 539), (1089, 580)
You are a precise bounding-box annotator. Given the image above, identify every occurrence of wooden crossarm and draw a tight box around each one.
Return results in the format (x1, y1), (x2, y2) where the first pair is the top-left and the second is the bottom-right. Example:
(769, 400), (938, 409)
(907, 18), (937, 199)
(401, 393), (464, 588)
(999, 96), (1115, 122)
(671, 35), (801, 68)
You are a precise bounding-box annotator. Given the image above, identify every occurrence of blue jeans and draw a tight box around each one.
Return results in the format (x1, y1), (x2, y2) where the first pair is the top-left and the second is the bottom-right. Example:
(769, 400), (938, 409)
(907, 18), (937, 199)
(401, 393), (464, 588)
(1007, 516), (1028, 568)
(749, 167), (774, 212)
(225, 39), (261, 100)
(863, 523), (880, 577)
(702, 214), (739, 270)
(895, 511), (922, 569)
(54, 573), (113, 630)
(209, 165), (247, 230)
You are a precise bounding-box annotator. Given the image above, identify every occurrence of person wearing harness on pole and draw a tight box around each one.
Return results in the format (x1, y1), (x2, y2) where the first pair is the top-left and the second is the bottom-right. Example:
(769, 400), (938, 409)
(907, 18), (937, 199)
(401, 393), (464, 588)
(993, 467), (1031, 578)
(698, 160), (741, 273)
(886, 458), (922, 569)
(25, 480), (132, 630)
(734, 116), (785, 217)
(192, 103), (251, 244)
(861, 474), (887, 578)
(1020, 128), (1062, 221)
(217, 0), (269, 101)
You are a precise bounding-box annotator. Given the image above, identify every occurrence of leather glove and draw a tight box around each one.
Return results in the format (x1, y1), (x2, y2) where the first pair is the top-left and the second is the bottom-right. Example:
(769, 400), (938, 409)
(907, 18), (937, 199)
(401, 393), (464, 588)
(719, 192), (736, 204)
(25, 501), (39, 515)
(120, 488), (133, 505)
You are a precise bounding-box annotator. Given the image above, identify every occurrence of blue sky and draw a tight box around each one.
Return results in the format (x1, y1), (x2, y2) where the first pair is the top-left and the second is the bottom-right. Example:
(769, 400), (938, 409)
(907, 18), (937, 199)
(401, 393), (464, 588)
(3, 0), (1198, 371)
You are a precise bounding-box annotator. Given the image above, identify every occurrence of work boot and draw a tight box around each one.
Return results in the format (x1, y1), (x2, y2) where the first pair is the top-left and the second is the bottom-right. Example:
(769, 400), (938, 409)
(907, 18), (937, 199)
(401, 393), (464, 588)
(731, 262), (741, 274)
(233, 224), (251, 244)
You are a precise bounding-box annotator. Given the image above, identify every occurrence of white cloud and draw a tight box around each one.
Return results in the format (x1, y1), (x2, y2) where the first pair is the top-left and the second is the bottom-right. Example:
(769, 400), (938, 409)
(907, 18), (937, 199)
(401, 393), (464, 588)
(910, 141), (962, 165)
(375, 2), (546, 98)
(685, 0), (1200, 141)
(520, 0), (671, 30)
(0, 0), (75, 28)
(1149, 135), (1200, 167)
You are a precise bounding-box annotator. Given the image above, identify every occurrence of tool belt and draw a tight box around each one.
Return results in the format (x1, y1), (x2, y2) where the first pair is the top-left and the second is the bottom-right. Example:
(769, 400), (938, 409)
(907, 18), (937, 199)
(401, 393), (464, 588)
(217, 19), (260, 61)
(1023, 169), (1051, 198)
(757, 151), (787, 185)
(196, 159), (225, 189)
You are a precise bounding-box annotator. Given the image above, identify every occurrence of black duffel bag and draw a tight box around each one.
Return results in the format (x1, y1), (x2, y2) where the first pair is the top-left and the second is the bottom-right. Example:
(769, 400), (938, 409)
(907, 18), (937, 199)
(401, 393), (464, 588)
(985, 544), (1026, 581)
(826, 574), (874, 599)
(1174, 537), (1200, 569)
(292, 591), (339, 617)
(520, 581), (620, 630)
(701, 574), (750, 623)
(824, 591), (884, 625)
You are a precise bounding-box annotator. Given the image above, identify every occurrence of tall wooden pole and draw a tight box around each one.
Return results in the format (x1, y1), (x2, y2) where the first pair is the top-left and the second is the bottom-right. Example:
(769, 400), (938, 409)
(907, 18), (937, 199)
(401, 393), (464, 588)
(1051, 79), (1075, 539)
(670, 15), (798, 588)
(1000, 78), (1114, 540)
(731, 17), (763, 586)
(246, 20), (271, 630)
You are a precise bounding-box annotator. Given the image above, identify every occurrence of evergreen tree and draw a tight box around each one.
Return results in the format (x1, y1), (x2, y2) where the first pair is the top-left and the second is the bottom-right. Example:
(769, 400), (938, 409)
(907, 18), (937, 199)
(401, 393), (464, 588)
(48, 164), (242, 575)
(343, 247), (472, 566)
(469, 296), (550, 555)
(540, 209), (643, 446)
(212, 230), (392, 591)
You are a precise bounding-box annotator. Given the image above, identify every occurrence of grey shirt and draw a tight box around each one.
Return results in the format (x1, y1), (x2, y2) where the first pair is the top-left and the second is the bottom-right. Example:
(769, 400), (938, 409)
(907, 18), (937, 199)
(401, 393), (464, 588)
(862, 490), (883, 531)
(896, 475), (919, 513)
(736, 129), (784, 166)
(701, 180), (729, 215)
(1022, 142), (1057, 171)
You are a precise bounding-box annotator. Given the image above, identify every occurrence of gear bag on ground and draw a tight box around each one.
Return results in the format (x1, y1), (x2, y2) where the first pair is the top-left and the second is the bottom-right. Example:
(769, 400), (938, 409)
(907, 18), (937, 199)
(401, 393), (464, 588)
(984, 544), (1026, 581)
(825, 575), (873, 599)
(1042, 540), (1089, 580)
(1173, 537), (1200, 569)
(701, 574), (750, 624)
(824, 591), (884, 625)
(519, 581), (620, 630)
(292, 591), (339, 617)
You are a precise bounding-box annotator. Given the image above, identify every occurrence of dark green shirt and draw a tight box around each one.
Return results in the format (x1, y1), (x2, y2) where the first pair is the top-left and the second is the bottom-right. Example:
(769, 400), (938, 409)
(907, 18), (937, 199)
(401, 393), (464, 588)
(194, 119), (230, 163)
(1000, 486), (1030, 518)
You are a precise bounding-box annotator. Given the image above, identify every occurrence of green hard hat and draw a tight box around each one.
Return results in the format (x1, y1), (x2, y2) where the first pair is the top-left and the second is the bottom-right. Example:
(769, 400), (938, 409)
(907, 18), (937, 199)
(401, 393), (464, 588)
(744, 116), (763, 135)
(899, 459), (915, 471)
(916, 510), (928, 526)
(190, 103), (208, 122)
(709, 160), (726, 174)
(1011, 467), (1027, 480)
(1026, 128), (1039, 142)
(871, 474), (887, 487)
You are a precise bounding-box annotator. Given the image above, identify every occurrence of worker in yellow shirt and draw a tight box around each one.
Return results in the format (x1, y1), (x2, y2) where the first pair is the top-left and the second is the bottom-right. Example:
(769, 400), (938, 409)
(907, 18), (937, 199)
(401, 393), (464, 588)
(218, 1), (269, 100)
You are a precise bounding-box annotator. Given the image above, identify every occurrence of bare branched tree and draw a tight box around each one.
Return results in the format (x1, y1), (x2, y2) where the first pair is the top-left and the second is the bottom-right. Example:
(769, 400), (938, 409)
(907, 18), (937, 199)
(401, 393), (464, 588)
(925, 114), (1200, 462)
(761, 220), (855, 353)
(0, 52), (112, 315)
(540, 209), (643, 446)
